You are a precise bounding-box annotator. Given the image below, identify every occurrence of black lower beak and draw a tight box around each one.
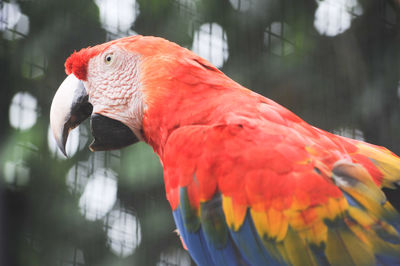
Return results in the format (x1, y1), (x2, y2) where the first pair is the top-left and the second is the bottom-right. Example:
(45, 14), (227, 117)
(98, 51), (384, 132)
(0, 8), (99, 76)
(89, 114), (139, 151)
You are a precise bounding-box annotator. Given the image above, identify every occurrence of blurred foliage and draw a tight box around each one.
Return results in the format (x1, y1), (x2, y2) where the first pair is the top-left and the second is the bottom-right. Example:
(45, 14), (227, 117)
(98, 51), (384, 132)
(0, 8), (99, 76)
(0, 0), (400, 265)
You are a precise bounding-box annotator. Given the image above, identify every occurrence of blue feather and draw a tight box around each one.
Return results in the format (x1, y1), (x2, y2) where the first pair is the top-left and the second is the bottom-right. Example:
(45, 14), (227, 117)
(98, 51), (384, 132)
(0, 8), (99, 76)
(309, 244), (330, 266)
(342, 191), (361, 208)
(376, 254), (400, 266)
(199, 194), (246, 266)
(173, 209), (215, 266)
(229, 210), (284, 266)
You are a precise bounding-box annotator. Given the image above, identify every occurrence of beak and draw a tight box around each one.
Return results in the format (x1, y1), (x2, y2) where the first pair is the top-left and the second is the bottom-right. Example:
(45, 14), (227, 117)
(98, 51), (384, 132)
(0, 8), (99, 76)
(89, 114), (139, 151)
(50, 74), (92, 156)
(50, 74), (139, 157)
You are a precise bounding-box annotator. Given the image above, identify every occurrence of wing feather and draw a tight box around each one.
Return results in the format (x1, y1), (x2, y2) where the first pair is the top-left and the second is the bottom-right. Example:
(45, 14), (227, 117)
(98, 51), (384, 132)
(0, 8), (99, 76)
(163, 116), (400, 265)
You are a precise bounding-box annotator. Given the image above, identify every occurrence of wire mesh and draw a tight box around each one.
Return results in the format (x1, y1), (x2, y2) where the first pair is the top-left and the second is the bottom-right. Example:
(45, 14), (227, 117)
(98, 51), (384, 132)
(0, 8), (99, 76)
(1, 0), (399, 265)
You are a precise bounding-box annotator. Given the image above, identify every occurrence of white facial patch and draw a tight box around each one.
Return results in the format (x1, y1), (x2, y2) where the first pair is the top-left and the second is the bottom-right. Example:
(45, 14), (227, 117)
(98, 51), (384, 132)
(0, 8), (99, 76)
(85, 45), (145, 140)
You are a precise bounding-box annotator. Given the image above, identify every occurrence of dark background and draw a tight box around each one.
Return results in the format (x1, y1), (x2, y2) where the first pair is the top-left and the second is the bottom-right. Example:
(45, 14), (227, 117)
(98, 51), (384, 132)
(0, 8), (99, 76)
(1, 0), (399, 265)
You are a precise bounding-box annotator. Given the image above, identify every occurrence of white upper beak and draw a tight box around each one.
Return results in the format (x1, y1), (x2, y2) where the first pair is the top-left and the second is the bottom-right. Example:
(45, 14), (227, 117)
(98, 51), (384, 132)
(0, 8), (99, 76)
(50, 74), (92, 156)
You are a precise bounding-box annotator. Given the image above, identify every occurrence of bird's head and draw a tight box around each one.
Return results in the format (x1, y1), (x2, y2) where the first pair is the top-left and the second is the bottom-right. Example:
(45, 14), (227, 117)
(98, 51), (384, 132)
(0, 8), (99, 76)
(50, 35), (230, 156)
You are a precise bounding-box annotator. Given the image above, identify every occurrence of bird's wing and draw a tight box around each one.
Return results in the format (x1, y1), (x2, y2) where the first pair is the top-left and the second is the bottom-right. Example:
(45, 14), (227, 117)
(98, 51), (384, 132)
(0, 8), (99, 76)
(162, 121), (400, 266)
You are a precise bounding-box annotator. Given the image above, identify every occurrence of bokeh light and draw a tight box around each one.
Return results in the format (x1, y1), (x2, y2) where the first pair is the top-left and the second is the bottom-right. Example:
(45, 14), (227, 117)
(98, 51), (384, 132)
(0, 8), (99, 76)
(66, 162), (90, 194)
(192, 23), (229, 68)
(95, 0), (139, 33)
(158, 248), (191, 266)
(229, 0), (252, 12)
(106, 208), (142, 257)
(3, 160), (30, 186)
(333, 127), (364, 141)
(9, 92), (38, 130)
(79, 168), (118, 221)
(314, 0), (363, 36)
(0, 1), (29, 40)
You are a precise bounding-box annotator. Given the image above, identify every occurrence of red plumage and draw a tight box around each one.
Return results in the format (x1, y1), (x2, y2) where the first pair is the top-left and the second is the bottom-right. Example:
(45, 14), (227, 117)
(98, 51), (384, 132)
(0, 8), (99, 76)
(62, 36), (400, 265)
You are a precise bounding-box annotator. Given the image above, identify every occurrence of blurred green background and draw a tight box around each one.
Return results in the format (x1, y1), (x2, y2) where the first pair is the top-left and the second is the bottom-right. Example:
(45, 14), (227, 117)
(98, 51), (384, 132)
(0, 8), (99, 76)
(1, 0), (400, 265)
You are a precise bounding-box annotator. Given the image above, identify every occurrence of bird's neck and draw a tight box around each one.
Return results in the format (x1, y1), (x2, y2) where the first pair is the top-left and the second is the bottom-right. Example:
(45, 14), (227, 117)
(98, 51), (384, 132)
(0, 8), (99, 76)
(140, 63), (256, 158)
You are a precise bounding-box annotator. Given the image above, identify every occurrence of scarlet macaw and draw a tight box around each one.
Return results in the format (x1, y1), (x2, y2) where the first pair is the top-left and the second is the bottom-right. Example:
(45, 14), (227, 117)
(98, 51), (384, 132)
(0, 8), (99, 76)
(50, 36), (400, 265)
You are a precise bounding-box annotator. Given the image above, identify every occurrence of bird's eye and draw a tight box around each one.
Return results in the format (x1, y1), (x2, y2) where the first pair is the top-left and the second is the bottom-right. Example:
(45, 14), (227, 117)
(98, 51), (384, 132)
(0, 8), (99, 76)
(104, 53), (113, 65)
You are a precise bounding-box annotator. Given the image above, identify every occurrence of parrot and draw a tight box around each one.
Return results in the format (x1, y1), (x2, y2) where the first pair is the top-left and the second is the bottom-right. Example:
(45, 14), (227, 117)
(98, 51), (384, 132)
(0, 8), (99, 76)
(50, 35), (400, 265)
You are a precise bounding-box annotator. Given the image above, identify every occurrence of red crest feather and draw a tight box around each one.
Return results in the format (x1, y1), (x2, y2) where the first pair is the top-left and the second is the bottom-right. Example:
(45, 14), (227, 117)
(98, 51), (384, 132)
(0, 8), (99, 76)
(64, 46), (103, 80)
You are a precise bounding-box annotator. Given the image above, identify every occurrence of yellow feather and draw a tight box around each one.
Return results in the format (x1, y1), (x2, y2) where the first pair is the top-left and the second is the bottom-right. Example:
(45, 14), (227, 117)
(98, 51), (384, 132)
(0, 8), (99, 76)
(267, 208), (284, 238)
(347, 220), (400, 261)
(346, 222), (372, 247)
(282, 228), (318, 266)
(250, 208), (290, 242)
(222, 195), (247, 231)
(348, 206), (375, 228)
(355, 143), (400, 188)
(313, 197), (347, 221)
(276, 216), (289, 242)
(345, 188), (383, 218)
(250, 209), (269, 238)
(305, 220), (328, 245)
(325, 227), (376, 266)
